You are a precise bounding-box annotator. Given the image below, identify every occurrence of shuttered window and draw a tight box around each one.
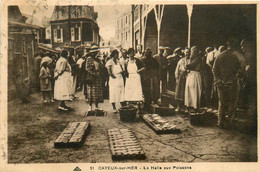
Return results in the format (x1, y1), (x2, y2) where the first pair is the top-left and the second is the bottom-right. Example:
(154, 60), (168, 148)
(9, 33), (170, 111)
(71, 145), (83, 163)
(54, 28), (63, 43)
(71, 27), (81, 41)
(60, 28), (63, 42)
(54, 29), (57, 42)
(71, 28), (75, 41)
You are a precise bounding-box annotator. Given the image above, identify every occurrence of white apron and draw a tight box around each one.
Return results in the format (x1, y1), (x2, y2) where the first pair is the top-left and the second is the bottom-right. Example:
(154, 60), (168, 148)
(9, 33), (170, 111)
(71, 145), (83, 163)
(184, 71), (202, 109)
(125, 61), (143, 101)
(54, 71), (72, 100)
(54, 58), (72, 100)
(109, 61), (125, 103)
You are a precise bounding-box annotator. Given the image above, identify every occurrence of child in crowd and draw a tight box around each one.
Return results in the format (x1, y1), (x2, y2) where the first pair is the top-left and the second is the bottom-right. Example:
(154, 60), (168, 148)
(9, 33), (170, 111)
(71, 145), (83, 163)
(39, 60), (53, 103)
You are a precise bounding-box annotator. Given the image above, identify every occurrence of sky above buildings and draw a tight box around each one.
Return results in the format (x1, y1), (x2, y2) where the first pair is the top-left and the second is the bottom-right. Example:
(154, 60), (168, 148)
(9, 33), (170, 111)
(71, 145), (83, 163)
(18, 4), (131, 41)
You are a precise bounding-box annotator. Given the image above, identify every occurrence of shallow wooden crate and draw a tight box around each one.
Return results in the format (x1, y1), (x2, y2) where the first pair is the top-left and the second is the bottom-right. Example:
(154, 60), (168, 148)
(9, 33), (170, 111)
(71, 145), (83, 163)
(108, 128), (145, 161)
(54, 122), (91, 148)
(142, 114), (181, 134)
(150, 103), (175, 116)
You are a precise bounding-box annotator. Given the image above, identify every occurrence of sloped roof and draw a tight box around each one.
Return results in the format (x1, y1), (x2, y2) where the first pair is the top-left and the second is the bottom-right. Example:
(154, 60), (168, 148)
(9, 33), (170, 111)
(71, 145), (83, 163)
(8, 21), (42, 29)
(8, 6), (27, 23)
(50, 6), (98, 22)
(22, 13), (44, 27)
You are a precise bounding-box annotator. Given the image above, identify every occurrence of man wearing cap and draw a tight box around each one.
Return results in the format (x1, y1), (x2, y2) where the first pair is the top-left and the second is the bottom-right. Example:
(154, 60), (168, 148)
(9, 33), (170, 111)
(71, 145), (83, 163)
(167, 47), (182, 91)
(153, 46), (167, 94)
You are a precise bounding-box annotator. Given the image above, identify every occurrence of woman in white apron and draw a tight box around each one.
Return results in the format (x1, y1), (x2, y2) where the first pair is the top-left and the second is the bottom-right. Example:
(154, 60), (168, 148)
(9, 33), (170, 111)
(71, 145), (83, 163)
(54, 50), (72, 111)
(184, 46), (202, 112)
(105, 50), (125, 113)
(125, 48), (145, 113)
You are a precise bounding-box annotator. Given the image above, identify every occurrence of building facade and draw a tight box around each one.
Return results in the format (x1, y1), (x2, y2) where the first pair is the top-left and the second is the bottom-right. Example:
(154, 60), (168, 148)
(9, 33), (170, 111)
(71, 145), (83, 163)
(115, 9), (132, 49)
(50, 6), (100, 52)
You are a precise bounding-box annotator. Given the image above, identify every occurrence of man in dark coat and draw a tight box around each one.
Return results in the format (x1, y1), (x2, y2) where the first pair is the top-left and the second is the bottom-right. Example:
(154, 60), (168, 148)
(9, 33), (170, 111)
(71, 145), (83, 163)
(167, 47), (182, 91)
(153, 46), (167, 94)
(212, 39), (245, 128)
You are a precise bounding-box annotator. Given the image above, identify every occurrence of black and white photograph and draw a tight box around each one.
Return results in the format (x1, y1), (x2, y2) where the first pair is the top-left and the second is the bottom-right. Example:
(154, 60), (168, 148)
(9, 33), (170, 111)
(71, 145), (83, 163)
(0, 0), (259, 171)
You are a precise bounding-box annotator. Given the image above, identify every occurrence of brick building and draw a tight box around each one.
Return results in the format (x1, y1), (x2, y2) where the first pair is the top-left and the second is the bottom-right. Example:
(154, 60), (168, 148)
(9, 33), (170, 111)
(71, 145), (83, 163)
(50, 5), (100, 53)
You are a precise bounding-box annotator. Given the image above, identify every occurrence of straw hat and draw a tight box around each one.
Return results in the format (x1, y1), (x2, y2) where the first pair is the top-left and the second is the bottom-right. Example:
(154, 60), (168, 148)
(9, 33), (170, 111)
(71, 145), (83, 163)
(158, 46), (164, 50)
(174, 47), (182, 54)
(89, 45), (99, 53)
(40, 56), (52, 67)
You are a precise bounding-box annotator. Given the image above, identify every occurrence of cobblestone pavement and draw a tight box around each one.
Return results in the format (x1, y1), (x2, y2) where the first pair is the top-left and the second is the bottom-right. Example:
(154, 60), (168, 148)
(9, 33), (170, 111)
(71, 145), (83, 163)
(7, 91), (257, 163)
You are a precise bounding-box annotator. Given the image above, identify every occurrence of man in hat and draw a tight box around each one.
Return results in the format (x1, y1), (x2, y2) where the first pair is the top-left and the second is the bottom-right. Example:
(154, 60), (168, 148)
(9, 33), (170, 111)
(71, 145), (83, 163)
(153, 46), (167, 94)
(167, 47), (182, 91)
(212, 38), (245, 128)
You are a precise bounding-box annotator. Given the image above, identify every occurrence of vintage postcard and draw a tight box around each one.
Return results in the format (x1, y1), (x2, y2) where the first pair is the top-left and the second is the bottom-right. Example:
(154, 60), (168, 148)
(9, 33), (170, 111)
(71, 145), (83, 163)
(0, 0), (259, 171)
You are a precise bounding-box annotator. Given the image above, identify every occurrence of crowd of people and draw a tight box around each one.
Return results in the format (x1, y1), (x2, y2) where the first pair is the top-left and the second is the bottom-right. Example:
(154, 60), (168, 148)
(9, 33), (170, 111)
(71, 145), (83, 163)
(32, 37), (256, 128)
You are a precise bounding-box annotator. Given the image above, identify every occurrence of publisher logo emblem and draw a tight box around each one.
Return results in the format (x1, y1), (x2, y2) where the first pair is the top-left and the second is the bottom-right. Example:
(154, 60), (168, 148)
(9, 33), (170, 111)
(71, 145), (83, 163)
(73, 166), (82, 171)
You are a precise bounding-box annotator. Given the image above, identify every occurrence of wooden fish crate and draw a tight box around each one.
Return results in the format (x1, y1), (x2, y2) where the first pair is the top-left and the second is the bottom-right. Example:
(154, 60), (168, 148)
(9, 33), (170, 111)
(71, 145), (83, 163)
(189, 108), (217, 125)
(108, 128), (145, 161)
(150, 103), (175, 116)
(142, 114), (181, 134)
(54, 122), (91, 148)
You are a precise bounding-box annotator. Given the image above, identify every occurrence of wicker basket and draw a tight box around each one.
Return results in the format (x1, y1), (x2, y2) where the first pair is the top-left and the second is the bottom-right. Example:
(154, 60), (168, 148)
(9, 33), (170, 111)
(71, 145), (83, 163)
(119, 107), (137, 122)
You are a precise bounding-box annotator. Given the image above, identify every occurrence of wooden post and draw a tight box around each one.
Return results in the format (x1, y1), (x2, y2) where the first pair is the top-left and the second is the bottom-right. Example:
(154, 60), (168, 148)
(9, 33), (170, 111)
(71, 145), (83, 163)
(141, 16), (148, 49)
(154, 5), (165, 53)
(187, 4), (193, 47)
(140, 5), (142, 44)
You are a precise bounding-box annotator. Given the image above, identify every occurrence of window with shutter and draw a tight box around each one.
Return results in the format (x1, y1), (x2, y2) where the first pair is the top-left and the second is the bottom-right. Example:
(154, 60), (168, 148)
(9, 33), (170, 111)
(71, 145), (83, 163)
(71, 28), (75, 41)
(75, 27), (79, 41)
(57, 29), (61, 39)
(78, 27), (81, 41)
(54, 29), (57, 42)
(60, 28), (63, 43)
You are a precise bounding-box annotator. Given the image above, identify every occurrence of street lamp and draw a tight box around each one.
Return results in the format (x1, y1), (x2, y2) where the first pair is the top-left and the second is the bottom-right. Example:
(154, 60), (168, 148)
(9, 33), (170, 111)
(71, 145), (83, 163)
(186, 4), (193, 47)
